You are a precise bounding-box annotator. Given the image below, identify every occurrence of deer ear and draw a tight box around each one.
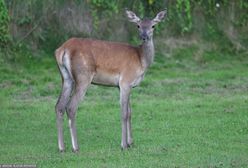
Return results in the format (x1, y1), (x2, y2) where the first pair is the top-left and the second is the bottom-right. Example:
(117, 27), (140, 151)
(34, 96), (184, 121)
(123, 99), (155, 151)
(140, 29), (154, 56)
(126, 10), (141, 23)
(153, 10), (167, 24)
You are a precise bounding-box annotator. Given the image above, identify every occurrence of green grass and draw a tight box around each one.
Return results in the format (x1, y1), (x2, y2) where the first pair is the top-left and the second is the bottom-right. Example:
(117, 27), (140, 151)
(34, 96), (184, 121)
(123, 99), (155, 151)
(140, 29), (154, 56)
(0, 49), (248, 168)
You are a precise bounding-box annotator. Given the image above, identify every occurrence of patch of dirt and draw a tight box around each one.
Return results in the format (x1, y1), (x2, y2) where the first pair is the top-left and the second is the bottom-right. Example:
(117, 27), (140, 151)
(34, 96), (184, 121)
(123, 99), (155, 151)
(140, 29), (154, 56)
(0, 81), (13, 89)
(15, 87), (33, 100)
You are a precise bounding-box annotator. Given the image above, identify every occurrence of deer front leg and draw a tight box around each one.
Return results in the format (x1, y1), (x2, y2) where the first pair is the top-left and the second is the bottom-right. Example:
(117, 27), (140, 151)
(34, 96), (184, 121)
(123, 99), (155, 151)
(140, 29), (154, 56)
(120, 85), (131, 149)
(127, 100), (133, 146)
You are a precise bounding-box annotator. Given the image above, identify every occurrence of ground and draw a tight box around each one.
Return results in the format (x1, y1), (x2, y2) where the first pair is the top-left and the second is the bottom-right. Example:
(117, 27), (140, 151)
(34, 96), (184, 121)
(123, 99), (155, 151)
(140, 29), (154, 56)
(0, 49), (248, 167)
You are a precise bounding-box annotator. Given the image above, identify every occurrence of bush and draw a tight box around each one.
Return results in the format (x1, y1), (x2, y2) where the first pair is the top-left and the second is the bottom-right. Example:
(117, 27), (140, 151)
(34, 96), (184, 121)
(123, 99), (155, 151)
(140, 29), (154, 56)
(3, 0), (248, 53)
(0, 0), (9, 47)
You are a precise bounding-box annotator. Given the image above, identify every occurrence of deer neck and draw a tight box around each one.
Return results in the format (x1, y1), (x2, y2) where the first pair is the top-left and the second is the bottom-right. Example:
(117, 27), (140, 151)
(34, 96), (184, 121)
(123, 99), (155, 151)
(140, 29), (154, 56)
(139, 38), (154, 69)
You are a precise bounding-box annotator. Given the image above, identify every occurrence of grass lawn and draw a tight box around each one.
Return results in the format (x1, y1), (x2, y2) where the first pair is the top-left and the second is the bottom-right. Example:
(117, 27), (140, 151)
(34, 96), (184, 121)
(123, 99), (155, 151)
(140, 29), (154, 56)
(0, 49), (248, 167)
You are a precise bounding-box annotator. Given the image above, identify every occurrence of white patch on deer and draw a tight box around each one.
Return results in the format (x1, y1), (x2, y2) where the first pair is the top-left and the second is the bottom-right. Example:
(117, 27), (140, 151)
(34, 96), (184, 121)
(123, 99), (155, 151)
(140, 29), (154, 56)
(58, 142), (63, 151)
(68, 119), (76, 150)
(63, 50), (73, 80)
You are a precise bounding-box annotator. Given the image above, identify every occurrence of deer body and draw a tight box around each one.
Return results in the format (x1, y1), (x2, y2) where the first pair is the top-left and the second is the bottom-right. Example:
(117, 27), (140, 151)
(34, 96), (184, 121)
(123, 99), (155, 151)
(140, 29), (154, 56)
(56, 38), (148, 87)
(55, 10), (166, 152)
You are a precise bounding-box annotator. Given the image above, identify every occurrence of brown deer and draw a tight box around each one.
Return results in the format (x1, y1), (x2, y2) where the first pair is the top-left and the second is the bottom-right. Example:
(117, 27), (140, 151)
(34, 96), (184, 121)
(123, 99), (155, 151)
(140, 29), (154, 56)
(55, 9), (166, 152)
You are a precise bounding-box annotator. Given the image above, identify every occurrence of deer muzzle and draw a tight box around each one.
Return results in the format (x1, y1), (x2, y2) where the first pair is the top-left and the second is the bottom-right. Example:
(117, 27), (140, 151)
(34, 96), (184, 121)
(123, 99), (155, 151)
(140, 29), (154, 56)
(140, 32), (149, 41)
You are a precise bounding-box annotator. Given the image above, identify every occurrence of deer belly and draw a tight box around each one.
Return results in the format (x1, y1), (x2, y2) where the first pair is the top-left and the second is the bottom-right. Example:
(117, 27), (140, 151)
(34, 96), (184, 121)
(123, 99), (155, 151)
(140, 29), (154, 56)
(92, 71), (120, 86)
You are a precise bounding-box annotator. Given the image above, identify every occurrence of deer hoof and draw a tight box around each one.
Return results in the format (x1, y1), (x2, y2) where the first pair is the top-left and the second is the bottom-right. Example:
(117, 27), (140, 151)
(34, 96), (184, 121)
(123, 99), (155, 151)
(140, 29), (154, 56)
(121, 143), (132, 150)
(59, 149), (65, 153)
(127, 142), (133, 148)
(72, 148), (79, 153)
(127, 140), (133, 147)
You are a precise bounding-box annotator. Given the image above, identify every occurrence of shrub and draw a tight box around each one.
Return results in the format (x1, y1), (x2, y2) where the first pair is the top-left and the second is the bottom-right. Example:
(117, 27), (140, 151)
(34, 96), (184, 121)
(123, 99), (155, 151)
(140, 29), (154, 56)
(0, 0), (10, 47)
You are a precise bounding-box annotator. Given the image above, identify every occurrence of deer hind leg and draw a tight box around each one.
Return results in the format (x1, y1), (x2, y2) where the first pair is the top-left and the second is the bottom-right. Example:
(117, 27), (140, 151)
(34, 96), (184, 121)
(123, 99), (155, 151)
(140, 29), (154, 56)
(66, 72), (93, 152)
(55, 66), (73, 152)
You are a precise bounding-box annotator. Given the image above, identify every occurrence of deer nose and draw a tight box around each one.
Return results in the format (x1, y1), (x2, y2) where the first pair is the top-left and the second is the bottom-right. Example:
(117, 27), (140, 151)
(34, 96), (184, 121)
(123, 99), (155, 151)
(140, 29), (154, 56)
(140, 32), (149, 41)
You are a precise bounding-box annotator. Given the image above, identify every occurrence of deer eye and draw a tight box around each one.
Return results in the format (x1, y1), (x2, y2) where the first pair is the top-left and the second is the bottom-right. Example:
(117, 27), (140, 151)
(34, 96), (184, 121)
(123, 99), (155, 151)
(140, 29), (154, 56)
(152, 25), (155, 28)
(137, 25), (140, 28)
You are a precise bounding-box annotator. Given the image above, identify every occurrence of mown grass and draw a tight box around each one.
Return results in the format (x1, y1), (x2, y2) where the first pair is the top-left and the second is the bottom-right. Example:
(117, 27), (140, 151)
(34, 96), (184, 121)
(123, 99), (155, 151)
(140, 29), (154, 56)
(0, 48), (248, 168)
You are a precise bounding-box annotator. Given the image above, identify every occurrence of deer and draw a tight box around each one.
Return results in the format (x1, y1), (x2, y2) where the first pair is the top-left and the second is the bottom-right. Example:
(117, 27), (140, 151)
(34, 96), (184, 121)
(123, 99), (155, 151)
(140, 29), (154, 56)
(55, 9), (166, 152)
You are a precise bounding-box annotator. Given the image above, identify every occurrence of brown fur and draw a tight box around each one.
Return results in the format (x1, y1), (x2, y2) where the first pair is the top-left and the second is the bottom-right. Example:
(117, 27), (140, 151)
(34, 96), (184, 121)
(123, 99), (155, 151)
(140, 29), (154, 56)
(56, 38), (144, 86)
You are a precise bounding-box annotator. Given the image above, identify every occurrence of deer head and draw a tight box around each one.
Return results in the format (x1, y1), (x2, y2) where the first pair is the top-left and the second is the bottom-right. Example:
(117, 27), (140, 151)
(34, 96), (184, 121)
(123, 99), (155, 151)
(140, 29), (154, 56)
(126, 9), (167, 41)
